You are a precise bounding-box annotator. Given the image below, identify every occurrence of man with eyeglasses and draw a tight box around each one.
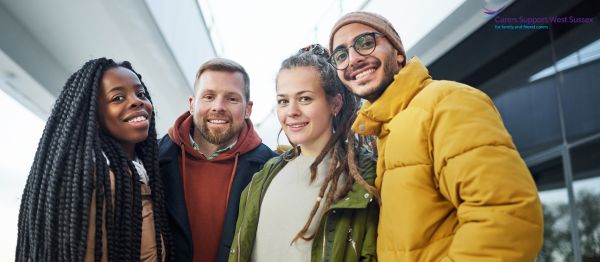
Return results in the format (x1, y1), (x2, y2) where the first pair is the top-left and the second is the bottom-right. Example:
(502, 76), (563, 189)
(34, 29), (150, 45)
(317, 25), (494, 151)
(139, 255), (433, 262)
(329, 11), (543, 261)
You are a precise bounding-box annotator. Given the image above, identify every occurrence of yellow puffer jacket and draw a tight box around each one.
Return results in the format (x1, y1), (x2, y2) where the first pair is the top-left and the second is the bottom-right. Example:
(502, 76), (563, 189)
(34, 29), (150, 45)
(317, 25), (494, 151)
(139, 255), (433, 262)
(352, 57), (543, 261)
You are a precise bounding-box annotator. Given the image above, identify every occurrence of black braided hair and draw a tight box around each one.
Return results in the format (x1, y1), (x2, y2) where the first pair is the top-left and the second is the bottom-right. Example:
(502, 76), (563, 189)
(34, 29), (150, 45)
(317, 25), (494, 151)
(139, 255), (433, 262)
(16, 58), (173, 261)
(276, 44), (380, 243)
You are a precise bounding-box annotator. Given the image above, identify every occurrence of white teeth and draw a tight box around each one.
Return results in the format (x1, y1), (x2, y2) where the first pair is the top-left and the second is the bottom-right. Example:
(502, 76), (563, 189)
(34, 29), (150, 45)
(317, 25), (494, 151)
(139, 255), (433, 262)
(128, 116), (147, 122)
(289, 123), (307, 128)
(209, 120), (227, 124)
(355, 68), (375, 80)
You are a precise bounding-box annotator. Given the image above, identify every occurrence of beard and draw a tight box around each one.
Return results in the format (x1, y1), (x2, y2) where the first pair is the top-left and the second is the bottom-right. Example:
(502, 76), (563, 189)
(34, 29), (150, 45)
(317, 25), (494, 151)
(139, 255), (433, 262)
(197, 113), (244, 145)
(344, 51), (400, 102)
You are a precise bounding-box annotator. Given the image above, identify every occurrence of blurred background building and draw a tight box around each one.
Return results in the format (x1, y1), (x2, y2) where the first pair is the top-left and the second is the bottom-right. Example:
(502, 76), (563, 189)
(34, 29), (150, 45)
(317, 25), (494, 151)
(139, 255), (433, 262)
(1, 0), (598, 260)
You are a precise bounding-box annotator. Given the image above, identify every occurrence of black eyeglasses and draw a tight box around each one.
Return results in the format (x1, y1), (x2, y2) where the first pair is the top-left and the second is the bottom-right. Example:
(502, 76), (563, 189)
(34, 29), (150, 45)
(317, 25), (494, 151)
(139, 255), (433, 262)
(330, 32), (383, 70)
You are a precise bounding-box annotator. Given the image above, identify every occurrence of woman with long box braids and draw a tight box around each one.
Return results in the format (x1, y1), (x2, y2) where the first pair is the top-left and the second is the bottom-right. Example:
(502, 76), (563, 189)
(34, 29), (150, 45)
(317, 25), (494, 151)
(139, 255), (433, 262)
(16, 58), (173, 261)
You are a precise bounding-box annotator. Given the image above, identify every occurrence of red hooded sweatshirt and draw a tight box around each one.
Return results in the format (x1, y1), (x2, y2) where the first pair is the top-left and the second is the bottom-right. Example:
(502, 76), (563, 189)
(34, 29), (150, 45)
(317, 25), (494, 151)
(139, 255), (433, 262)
(168, 112), (262, 262)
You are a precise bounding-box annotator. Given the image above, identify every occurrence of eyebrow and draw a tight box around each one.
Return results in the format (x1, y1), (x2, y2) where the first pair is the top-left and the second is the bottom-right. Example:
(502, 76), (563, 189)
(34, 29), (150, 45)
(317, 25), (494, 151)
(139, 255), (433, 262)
(334, 35), (358, 50)
(105, 84), (143, 94)
(200, 90), (242, 97)
(277, 90), (314, 97)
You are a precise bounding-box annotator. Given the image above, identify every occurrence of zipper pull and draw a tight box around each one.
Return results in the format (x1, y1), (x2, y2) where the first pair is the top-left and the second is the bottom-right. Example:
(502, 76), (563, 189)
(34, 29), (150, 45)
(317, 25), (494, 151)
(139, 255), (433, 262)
(347, 227), (358, 260)
(347, 228), (353, 242)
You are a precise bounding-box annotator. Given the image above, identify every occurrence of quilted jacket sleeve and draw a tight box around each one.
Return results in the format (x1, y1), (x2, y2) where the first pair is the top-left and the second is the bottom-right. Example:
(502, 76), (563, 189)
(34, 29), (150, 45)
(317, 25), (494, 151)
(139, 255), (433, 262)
(430, 87), (543, 262)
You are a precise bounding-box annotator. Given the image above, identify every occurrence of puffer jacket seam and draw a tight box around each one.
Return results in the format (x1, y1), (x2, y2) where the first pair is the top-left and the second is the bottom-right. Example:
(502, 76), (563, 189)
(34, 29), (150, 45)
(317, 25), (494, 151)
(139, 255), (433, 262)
(386, 163), (431, 170)
(379, 234), (454, 253)
(440, 143), (516, 170)
(457, 209), (544, 228)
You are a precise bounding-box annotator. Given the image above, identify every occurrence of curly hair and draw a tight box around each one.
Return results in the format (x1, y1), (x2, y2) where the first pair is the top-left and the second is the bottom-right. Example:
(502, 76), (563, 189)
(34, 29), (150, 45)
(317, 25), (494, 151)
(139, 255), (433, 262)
(16, 58), (173, 261)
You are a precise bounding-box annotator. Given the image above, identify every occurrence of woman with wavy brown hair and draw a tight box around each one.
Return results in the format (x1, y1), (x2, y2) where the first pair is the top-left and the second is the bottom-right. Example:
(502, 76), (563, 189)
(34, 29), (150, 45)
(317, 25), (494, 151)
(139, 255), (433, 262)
(229, 44), (379, 262)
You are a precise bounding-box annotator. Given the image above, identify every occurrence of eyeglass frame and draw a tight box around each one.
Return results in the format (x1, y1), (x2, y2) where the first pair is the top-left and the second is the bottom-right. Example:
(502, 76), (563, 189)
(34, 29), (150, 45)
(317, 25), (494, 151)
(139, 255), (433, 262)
(329, 32), (384, 70)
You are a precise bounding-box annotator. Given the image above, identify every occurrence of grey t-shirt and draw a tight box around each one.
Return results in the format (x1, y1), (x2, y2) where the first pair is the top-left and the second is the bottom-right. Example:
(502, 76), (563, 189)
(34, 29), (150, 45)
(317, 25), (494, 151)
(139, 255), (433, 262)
(251, 153), (334, 262)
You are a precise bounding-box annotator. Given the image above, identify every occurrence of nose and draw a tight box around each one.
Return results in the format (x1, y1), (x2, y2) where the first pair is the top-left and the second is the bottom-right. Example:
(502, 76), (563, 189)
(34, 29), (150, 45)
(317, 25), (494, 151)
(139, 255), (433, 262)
(128, 94), (144, 108)
(347, 47), (366, 68)
(210, 97), (227, 112)
(286, 101), (300, 117)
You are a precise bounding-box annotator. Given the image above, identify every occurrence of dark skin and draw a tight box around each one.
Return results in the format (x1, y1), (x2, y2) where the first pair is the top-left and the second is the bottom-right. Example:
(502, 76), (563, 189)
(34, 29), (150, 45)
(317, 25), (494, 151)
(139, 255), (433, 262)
(97, 67), (153, 160)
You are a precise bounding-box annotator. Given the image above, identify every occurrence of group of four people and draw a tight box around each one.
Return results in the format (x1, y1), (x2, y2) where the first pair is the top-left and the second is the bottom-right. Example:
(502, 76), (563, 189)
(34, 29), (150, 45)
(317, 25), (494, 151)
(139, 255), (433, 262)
(16, 12), (544, 261)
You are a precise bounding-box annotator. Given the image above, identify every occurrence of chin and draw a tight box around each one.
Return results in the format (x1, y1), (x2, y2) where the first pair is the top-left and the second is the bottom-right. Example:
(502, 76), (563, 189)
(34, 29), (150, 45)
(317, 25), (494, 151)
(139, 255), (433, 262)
(287, 136), (305, 146)
(351, 86), (376, 99)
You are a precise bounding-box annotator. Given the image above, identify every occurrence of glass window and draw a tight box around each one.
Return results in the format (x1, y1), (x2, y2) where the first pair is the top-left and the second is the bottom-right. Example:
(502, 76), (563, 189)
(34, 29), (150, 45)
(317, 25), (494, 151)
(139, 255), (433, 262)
(571, 138), (600, 260)
(493, 80), (562, 157)
(533, 157), (576, 261)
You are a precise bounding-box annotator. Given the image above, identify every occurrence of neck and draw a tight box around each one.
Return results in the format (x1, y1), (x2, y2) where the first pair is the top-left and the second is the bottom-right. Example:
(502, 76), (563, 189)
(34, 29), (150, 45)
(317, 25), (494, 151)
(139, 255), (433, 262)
(192, 128), (236, 156)
(122, 144), (136, 161)
(299, 130), (332, 157)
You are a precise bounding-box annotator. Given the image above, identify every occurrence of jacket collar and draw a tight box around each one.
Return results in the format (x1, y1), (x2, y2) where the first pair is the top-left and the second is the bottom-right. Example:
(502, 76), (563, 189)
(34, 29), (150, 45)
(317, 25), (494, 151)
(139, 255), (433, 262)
(352, 56), (432, 137)
(328, 176), (376, 209)
(263, 149), (377, 210)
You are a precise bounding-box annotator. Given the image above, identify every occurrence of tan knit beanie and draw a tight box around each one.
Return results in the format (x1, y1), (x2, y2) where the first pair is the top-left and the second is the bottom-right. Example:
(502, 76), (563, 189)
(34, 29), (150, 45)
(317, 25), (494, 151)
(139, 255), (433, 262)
(329, 11), (406, 65)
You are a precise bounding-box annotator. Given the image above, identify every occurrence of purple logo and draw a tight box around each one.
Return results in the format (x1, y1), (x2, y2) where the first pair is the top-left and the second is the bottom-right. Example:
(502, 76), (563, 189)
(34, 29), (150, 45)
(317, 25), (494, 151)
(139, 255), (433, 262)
(483, 5), (507, 16)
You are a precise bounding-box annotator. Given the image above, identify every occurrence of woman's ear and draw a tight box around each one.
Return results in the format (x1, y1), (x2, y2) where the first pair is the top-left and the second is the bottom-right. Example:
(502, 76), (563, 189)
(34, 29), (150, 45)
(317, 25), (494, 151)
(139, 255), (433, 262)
(332, 93), (343, 115)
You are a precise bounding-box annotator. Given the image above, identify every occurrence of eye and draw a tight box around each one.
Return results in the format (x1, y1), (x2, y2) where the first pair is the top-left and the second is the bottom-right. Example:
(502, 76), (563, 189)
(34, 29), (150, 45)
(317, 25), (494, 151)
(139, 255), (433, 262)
(277, 99), (289, 106)
(332, 49), (348, 64)
(228, 96), (240, 103)
(356, 35), (376, 51)
(299, 96), (312, 103)
(136, 91), (147, 99)
(111, 95), (125, 102)
(202, 95), (214, 101)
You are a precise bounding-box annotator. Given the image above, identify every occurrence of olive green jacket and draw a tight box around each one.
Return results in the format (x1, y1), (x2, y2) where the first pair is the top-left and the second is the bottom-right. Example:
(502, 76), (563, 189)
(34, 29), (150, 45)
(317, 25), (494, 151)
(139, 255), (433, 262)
(228, 149), (379, 262)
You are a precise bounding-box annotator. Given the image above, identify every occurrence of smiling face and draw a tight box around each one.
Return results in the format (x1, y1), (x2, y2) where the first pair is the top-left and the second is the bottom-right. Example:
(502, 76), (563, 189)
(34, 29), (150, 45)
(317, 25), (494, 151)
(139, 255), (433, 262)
(331, 23), (405, 102)
(276, 67), (340, 156)
(98, 66), (153, 157)
(189, 70), (252, 146)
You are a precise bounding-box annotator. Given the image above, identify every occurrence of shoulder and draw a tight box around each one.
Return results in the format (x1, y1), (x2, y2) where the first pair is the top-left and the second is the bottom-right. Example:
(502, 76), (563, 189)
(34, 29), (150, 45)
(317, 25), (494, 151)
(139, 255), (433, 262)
(158, 134), (174, 148)
(243, 143), (277, 163)
(257, 149), (294, 175)
(157, 134), (178, 160)
(412, 80), (491, 110)
(419, 80), (492, 106)
(247, 154), (286, 186)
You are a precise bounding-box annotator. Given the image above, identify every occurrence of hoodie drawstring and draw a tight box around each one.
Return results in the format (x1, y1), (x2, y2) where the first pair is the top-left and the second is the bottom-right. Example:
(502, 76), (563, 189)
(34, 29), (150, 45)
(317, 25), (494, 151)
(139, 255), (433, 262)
(224, 152), (240, 210)
(180, 142), (187, 191)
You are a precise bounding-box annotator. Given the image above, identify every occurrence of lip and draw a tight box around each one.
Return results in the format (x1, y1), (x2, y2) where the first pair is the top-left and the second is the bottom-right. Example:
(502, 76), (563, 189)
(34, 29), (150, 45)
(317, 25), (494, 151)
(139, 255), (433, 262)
(286, 121), (308, 132)
(350, 65), (377, 80)
(346, 61), (380, 86)
(206, 118), (230, 125)
(123, 110), (149, 122)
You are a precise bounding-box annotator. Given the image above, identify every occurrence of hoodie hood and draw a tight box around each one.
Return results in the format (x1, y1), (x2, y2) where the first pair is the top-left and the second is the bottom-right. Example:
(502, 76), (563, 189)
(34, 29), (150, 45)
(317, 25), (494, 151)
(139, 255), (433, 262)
(168, 111), (262, 161)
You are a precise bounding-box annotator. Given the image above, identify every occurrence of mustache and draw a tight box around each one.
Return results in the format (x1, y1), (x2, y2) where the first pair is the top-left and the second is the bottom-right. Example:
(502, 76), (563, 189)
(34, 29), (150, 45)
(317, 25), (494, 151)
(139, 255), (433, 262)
(343, 60), (381, 80)
(204, 112), (232, 120)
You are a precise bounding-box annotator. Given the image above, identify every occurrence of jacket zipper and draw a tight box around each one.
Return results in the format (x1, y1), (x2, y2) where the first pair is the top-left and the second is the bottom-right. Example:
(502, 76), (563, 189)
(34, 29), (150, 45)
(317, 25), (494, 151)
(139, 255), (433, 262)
(347, 227), (358, 261)
(236, 175), (257, 262)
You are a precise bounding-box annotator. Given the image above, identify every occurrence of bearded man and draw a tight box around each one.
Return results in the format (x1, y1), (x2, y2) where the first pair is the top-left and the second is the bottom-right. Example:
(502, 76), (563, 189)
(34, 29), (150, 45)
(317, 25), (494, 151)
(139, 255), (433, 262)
(159, 58), (276, 262)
